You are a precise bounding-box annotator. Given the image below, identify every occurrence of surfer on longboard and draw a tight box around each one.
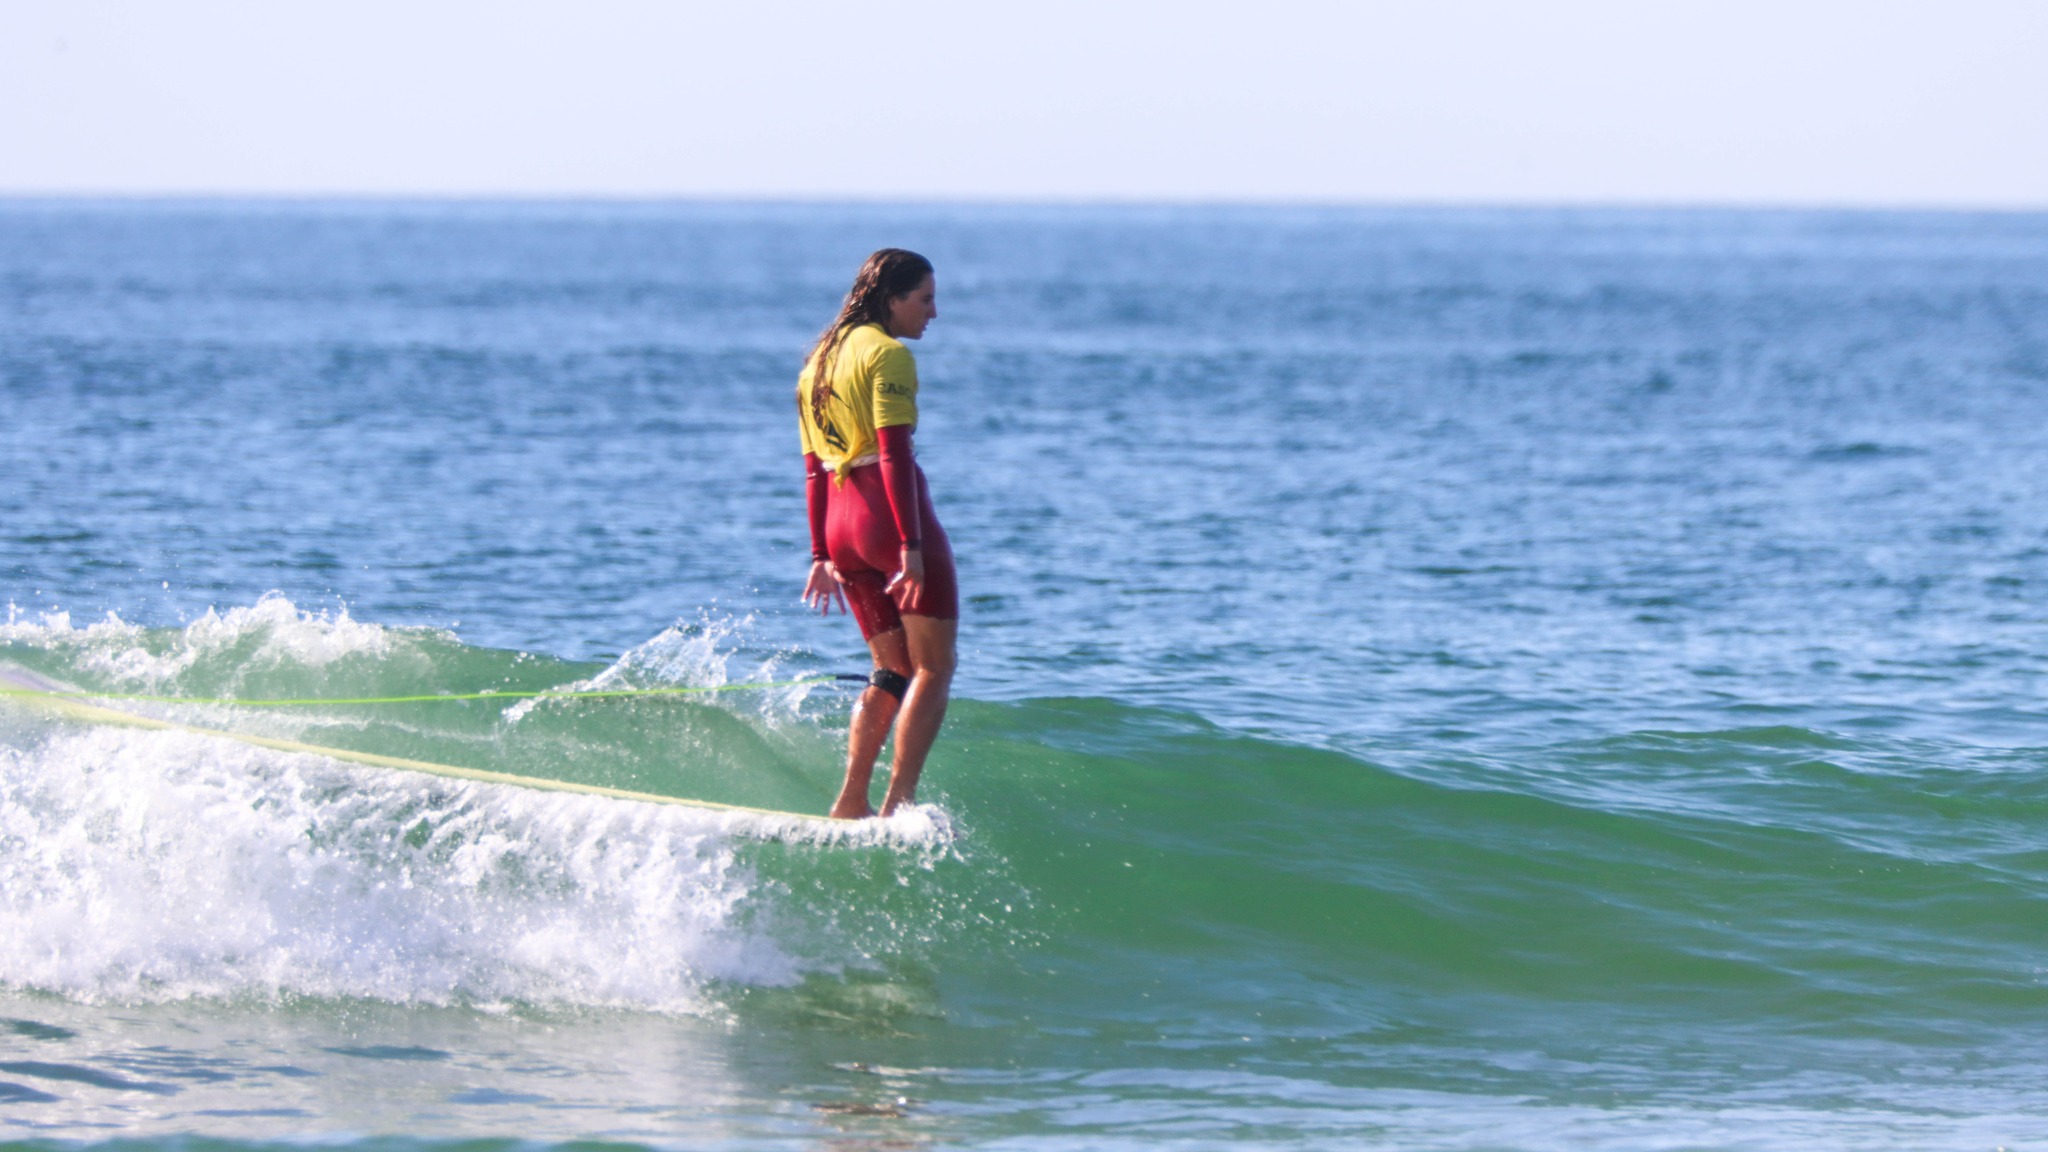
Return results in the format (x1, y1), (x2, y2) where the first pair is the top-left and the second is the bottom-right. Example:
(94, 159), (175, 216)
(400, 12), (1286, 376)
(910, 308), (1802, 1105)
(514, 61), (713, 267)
(796, 249), (959, 819)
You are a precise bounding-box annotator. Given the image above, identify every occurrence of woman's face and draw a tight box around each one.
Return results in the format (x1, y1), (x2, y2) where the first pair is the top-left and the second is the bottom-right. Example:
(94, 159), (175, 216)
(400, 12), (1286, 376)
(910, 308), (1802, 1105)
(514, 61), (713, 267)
(886, 274), (937, 340)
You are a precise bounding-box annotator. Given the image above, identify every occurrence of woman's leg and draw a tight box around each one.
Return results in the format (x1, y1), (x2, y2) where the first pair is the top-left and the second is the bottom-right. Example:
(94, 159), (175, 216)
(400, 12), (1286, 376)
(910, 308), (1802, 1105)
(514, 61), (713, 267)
(829, 627), (911, 820)
(879, 613), (957, 815)
(825, 465), (957, 818)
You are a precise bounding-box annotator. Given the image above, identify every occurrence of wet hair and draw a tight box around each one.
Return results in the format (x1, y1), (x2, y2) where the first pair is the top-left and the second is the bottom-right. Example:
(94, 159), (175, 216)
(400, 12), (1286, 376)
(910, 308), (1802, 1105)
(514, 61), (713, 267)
(806, 249), (934, 423)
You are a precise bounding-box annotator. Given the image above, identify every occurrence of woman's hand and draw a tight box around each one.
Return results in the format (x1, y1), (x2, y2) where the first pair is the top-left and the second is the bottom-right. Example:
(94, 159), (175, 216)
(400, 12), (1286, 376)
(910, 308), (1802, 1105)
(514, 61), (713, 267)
(887, 546), (925, 608)
(803, 560), (847, 614)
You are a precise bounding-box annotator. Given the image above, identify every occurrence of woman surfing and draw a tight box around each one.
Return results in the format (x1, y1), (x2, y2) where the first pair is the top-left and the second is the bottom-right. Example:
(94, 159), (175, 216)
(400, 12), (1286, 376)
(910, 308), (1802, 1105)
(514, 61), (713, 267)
(797, 249), (959, 819)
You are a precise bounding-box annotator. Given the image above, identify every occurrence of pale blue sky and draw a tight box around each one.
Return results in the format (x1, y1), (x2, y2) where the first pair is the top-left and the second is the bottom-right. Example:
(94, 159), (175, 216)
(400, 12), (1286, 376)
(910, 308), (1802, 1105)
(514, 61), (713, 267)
(4, 0), (2045, 206)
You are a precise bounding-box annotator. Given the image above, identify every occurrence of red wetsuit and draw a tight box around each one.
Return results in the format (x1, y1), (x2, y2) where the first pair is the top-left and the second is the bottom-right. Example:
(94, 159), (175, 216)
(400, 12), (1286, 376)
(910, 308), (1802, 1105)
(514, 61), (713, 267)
(806, 424), (958, 640)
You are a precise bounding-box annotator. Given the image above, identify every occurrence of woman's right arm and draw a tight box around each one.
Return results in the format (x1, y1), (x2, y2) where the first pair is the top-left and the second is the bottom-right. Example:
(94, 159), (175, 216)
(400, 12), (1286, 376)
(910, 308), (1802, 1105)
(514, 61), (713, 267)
(805, 453), (831, 562)
(802, 453), (844, 613)
(876, 425), (925, 604)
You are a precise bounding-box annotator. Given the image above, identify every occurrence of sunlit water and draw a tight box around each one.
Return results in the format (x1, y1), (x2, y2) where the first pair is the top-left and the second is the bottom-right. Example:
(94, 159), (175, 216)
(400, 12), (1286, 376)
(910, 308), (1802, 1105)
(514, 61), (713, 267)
(2, 201), (2047, 1149)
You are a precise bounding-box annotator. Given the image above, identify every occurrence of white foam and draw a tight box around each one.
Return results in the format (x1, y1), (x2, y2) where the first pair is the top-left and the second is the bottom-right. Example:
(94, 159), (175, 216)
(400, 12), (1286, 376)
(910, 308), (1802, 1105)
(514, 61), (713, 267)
(0, 722), (867, 1012)
(1, 593), (411, 689)
(503, 612), (819, 724)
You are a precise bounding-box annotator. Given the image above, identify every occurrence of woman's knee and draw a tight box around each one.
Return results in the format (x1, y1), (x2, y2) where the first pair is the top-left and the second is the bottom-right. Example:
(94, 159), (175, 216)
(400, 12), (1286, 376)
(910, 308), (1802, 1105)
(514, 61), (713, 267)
(901, 615), (957, 680)
(917, 656), (956, 686)
(910, 639), (957, 681)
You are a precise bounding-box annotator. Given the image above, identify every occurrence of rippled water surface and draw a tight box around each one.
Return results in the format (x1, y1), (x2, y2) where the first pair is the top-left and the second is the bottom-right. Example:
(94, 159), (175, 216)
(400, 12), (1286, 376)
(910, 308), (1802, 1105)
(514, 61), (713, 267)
(2, 201), (2047, 1149)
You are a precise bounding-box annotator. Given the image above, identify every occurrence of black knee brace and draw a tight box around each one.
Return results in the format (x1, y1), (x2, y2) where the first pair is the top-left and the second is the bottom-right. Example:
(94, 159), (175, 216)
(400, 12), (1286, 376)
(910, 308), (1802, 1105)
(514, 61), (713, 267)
(868, 668), (910, 701)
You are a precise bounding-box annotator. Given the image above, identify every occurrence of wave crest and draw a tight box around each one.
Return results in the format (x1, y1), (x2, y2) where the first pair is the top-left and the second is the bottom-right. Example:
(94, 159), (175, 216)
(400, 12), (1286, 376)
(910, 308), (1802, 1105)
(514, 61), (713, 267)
(2, 593), (407, 688)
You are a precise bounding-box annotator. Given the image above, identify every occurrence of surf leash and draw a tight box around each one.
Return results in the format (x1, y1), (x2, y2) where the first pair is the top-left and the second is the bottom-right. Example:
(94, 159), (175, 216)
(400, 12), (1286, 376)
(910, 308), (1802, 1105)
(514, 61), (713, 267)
(0, 673), (875, 709)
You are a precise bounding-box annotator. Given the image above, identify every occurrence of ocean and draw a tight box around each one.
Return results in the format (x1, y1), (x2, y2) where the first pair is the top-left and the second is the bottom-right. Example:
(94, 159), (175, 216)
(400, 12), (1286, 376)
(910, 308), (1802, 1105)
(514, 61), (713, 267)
(1, 200), (2046, 1149)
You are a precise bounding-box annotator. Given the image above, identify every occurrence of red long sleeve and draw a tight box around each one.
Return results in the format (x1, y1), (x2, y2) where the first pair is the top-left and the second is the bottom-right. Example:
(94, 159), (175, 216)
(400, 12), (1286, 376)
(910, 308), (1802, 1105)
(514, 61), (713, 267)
(803, 452), (830, 561)
(876, 425), (922, 548)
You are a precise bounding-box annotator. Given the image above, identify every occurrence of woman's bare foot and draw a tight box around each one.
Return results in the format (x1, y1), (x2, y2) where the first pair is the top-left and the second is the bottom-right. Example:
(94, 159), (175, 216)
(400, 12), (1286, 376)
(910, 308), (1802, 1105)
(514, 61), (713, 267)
(828, 791), (875, 820)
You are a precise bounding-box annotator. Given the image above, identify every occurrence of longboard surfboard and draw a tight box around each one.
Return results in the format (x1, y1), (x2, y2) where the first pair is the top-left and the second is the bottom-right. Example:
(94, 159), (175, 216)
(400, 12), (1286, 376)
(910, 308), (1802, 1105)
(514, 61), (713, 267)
(0, 664), (837, 829)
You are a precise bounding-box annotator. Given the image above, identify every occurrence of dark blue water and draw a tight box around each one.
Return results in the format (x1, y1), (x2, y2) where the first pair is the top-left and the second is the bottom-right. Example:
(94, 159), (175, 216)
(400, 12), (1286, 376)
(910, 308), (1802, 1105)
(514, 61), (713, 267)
(2, 201), (2048, 1149)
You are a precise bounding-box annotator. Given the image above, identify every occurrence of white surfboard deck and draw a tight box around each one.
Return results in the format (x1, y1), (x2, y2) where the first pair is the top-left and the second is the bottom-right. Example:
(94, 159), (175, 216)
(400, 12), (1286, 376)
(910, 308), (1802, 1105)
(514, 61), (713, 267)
(0, 664), (838, 829)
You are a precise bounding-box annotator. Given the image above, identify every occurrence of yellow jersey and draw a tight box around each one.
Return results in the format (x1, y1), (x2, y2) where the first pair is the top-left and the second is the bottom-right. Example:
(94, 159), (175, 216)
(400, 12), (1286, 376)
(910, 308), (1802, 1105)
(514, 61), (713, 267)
(796, 323), (920, 477)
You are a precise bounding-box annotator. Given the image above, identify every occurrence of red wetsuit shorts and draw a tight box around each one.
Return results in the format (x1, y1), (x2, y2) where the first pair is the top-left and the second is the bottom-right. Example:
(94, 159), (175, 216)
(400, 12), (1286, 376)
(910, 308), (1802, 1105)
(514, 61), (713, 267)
(827, 461), (958, 640)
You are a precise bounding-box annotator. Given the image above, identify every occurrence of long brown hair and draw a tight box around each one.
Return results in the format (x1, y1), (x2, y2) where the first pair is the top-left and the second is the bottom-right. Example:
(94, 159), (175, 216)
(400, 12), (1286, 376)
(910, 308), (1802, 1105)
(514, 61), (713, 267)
(807, 248), (934, 423)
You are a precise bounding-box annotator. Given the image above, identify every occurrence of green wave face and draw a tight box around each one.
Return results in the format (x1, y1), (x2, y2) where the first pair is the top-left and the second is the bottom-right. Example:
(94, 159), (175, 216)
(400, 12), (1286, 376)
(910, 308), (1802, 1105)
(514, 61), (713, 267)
(860, 700), (2048, 1031)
